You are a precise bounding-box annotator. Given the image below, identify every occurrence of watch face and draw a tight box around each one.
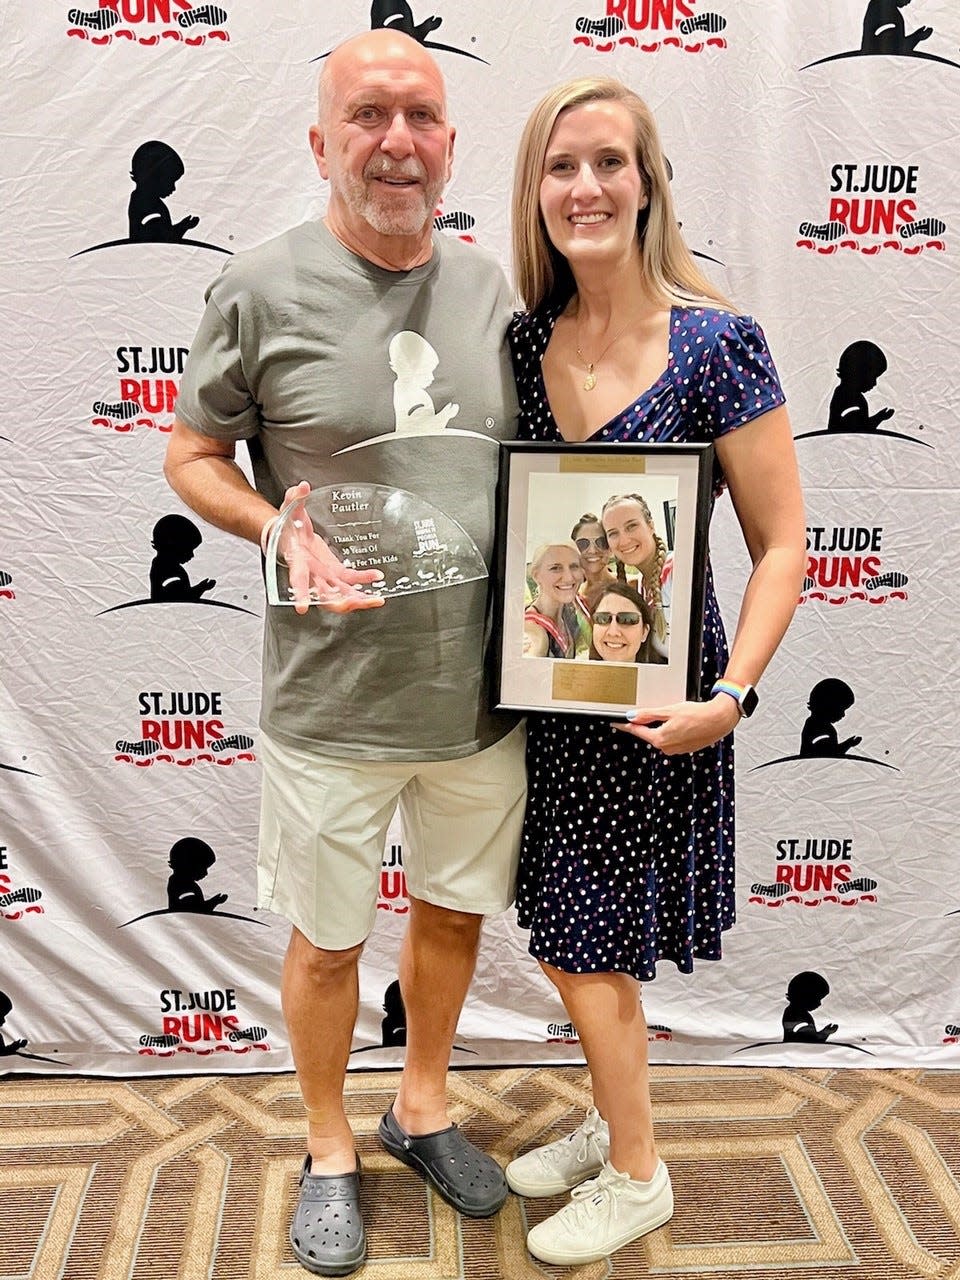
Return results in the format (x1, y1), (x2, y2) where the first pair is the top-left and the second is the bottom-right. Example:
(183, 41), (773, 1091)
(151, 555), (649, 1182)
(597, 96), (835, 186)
(741, 685), (759, 717)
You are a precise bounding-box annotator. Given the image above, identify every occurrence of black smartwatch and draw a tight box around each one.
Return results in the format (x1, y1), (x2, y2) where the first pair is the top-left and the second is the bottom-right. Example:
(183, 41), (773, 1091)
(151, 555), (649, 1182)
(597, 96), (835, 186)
(710, 680), (759, 719)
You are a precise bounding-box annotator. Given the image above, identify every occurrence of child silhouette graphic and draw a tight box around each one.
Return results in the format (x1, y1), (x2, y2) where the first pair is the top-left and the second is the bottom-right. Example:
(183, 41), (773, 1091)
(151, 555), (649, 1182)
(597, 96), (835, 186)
(128, 141), (200, 243)
(370, 0), (441, 42)
(388, 331), (459, 434)
(380, 980), (407, 1047)
(0, 990), (27, 1055)
(166, 837), (228, 913)
(827, 341), (895, 433)
(861, 0), (933, 54)
(782, 972), (838, 1042)
(800, 679), (863, 757)
(149, 514), (216, 601)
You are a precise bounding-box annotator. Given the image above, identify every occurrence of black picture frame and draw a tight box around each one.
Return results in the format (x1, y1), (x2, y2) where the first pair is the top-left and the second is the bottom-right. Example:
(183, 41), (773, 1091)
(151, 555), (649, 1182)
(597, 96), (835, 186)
(493, 441), (713, 717)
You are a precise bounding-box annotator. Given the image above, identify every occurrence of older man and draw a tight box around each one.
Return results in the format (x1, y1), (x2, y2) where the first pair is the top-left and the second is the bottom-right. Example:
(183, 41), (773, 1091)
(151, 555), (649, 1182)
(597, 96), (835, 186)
(164, 30), (525, 1276)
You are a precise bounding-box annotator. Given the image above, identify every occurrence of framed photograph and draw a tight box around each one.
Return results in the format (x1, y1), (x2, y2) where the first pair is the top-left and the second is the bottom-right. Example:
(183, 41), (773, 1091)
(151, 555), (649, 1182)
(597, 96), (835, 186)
(494, 441), (713, 717)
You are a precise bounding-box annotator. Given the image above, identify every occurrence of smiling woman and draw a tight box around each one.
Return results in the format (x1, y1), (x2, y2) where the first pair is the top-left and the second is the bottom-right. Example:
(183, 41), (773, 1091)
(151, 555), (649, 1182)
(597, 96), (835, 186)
(589, 583), (658, 665)
(571, 511), (619, 609)
(523, 541), (589, 658)
(538, 103), (648, 288)
(601, 492), (672, 657)
(505, 75), (806, 1268)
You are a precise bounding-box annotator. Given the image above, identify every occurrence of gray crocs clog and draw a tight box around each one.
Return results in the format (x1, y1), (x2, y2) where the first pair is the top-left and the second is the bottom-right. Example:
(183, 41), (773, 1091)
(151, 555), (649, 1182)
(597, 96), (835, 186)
(377, 1106), (507, 1217)
(289, 1154), (366, 1277)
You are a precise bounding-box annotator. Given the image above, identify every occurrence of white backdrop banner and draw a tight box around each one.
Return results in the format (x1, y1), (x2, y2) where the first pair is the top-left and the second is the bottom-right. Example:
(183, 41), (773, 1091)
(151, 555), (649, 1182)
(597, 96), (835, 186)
(1, 0), (959, 1075)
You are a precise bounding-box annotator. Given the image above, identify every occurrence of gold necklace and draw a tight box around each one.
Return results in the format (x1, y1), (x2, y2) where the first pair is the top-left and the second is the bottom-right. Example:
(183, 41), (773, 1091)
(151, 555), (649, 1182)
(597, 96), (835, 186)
(575, 318), (632, 391)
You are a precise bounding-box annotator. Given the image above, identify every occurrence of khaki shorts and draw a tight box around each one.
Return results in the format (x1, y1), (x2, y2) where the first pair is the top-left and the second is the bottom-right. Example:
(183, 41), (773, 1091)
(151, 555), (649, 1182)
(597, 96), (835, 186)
(257, 723), (527, 950)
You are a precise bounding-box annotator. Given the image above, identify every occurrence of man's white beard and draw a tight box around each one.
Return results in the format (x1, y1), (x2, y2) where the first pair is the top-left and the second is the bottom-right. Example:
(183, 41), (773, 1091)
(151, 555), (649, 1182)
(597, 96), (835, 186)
(341, 161), (444, 238)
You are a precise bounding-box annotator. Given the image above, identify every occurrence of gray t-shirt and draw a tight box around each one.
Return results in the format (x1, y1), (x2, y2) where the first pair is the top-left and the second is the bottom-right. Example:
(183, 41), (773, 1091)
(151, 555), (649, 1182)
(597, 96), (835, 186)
(176, 220), (519, 761)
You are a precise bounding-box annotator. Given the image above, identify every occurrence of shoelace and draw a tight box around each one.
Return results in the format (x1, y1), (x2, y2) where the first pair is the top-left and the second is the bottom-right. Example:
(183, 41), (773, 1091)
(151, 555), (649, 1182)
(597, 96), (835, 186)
(566, 1165), (631, 1224)
(538, 1115), (606, 1169)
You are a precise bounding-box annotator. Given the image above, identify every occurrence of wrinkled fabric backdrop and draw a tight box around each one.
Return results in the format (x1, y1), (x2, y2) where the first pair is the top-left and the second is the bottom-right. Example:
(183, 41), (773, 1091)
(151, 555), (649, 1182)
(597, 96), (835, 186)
(1, 0), (958, 1075)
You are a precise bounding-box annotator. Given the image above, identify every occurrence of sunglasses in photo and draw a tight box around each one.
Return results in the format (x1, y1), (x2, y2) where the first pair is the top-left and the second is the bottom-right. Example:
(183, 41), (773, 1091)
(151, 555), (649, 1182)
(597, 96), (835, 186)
(593, 611), (643, 627)
(575, 536), (609, 552)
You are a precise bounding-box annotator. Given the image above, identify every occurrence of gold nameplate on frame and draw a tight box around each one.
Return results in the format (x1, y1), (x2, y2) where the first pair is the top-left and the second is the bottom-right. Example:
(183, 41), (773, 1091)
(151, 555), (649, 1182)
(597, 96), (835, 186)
(551, 663), (637, 706)
(558, 456), (647, 475)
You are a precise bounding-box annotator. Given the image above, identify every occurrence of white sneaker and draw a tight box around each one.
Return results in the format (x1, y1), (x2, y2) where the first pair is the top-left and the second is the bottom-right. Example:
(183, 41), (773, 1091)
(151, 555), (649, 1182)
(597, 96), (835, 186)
(506, 1107), (610, 1196)
(526, 1159), (674, 1265)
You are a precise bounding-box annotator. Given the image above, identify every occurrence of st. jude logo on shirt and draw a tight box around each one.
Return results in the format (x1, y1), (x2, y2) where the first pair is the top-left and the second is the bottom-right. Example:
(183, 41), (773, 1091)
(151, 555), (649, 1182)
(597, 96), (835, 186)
(332, 331), (498, 456)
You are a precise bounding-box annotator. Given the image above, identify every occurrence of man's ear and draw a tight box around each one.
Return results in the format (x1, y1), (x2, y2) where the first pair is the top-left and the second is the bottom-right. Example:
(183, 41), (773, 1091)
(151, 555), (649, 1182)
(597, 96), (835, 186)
(446, 125), (456, 182)
(309, 124), (329, 179)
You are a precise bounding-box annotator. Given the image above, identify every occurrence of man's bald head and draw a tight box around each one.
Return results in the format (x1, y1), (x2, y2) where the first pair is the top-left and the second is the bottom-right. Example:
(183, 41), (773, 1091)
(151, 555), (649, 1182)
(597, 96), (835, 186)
(309, 27), (455, 267)
(318, 29), (447, 125)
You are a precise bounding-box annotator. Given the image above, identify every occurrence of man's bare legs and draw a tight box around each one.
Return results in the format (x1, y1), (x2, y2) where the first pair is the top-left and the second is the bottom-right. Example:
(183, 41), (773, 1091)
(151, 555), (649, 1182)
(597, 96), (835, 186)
(543, 963), (658, 1182)
(393, 894), (483, 1134)
(282, 896), (483, 1173)
(282, 926), (363, 1173)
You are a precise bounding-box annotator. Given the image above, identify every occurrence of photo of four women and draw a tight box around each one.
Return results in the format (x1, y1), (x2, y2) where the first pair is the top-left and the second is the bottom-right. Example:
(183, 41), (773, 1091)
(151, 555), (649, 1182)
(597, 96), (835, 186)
(524, 492), (672, 664)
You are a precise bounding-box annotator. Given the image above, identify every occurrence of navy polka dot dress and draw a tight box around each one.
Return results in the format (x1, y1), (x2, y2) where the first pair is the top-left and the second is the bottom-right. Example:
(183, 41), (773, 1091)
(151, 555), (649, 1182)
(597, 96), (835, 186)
(510, 304), (786, 982)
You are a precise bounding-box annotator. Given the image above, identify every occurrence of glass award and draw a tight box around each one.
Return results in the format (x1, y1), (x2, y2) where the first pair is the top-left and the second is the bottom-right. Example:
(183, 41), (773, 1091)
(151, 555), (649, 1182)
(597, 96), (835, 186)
(265, 484), (488, 606)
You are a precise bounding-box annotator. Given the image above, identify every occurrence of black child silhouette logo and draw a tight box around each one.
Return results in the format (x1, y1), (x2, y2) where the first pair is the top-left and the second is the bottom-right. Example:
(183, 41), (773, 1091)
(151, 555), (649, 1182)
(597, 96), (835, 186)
(779, 972), (870, 1054)
(802, 0), (960, 71)
(97, 514), (255, 616)
(167, 837), (227, 912)
(150, 514), (214, 601)
(128, 141), (199, 243)
(782, 971), (838, 1042)
(0, 989), (26, 1057)
(737, 971), (873, 1056)
(800, 679), (862, 758)
(351, 977), (475, 1056)
(72, 140), (230, 259)
(380, 979), (406, 1048)
(371, 0), (439, 42)
(122, 837), (264, 927)
(350, 979), (408, 1054)
(316, 1), (487, 62)
(828, 342), (894, 433)
(0, 989), (61, 1064)
(794, 340), (932, 448)
(752, 679), (898, 772)
(861, 0), (933, 55)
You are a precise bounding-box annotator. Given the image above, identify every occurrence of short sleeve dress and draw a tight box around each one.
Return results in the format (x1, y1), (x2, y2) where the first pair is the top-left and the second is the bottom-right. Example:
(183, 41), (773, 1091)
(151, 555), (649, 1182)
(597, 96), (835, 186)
(510, 304), (786, 983)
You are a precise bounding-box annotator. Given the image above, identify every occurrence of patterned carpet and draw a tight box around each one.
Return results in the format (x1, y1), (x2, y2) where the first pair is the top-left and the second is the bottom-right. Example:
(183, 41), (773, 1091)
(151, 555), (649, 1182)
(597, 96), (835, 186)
(4, 1064), (960, 1279)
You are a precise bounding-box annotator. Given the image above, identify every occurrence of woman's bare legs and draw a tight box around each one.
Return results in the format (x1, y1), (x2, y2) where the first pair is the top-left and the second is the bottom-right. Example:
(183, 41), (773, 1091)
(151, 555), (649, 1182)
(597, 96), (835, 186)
(541, 961), (658, 1181)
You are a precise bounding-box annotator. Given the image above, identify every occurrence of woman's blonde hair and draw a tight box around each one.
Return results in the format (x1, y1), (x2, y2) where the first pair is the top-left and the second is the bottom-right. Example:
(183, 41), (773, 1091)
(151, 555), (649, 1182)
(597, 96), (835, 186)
(512, 76), (732, 313)
(529, 541), (582, 580)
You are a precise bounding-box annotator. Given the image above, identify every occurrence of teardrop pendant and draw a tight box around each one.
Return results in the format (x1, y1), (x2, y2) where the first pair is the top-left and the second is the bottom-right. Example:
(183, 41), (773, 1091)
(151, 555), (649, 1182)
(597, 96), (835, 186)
(583, 368), (597, 392)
